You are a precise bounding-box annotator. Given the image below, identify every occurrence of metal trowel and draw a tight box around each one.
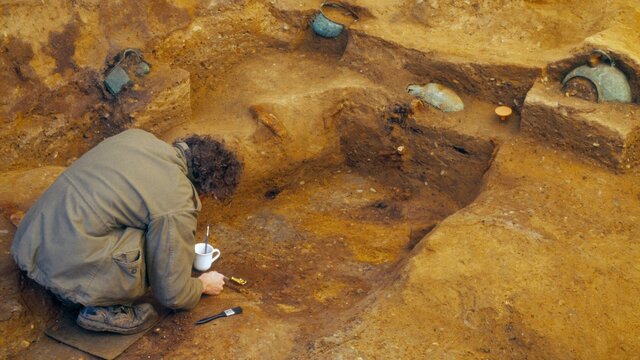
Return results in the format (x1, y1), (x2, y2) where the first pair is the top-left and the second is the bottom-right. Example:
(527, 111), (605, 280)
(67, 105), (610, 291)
(224, 276), (248, 286)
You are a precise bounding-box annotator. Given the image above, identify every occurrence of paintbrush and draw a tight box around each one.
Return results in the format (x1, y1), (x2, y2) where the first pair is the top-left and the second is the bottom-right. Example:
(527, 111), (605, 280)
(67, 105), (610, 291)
(195, 307), (243, 325)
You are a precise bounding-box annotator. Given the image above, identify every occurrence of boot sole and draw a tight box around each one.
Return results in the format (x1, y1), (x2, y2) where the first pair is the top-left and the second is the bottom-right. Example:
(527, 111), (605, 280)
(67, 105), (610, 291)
(76, 312), (159, 335)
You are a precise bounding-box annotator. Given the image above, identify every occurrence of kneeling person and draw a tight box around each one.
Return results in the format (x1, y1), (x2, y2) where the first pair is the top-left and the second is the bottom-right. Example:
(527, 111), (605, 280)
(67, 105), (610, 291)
(12, 129), (242, 334)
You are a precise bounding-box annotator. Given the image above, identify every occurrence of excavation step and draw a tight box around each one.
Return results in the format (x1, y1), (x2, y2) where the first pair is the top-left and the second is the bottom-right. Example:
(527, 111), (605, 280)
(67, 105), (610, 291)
(521, 80), (640, 170)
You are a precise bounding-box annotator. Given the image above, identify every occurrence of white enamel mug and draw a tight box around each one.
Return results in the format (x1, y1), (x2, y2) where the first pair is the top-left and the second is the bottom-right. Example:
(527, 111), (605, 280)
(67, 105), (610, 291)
(193, 243), (221, 272)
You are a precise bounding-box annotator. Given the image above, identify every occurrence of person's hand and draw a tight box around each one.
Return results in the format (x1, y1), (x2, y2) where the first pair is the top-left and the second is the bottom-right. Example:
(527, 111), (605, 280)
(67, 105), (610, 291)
(9, 211), (24, 228)
(199, 271), (225, 295)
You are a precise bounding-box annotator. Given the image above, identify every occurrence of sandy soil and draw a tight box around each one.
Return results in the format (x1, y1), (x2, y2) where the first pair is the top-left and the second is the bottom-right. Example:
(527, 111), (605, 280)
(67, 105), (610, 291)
(1, 0), (640, 359)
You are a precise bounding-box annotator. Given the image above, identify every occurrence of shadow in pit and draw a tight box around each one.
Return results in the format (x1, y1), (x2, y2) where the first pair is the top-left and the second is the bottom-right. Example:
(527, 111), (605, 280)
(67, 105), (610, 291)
(339, 102), (497, 207)
(295, 28), (350, 60)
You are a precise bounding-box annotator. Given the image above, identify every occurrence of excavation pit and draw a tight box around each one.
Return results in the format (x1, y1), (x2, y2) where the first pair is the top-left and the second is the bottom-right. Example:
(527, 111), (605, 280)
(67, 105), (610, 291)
(202, 129), (495, 318)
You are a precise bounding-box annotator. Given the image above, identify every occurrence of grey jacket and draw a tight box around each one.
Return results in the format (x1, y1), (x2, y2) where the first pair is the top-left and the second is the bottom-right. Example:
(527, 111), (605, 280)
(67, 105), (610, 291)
(12, 129), (203, 309)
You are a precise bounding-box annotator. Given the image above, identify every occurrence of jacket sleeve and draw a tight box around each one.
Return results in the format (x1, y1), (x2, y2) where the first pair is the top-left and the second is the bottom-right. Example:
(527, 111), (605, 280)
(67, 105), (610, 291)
(145, 211), (203, 310)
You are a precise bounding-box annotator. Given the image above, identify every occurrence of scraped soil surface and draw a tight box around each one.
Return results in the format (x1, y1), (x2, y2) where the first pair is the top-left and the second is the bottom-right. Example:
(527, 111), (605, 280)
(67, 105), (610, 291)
(1, 0), (640, 359)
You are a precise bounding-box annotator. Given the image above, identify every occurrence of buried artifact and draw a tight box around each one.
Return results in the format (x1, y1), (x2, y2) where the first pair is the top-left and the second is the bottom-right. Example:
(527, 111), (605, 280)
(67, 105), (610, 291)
(407, 83), (465, 112)
(562, 49), (632, 103)
(311, 2), (359, 38)
(104, 48), (152, 96)
(495, 106), (512, 121)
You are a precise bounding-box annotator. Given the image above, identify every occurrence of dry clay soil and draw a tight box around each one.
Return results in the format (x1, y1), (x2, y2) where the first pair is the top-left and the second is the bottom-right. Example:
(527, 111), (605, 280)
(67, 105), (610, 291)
(1, 0), (640, 359)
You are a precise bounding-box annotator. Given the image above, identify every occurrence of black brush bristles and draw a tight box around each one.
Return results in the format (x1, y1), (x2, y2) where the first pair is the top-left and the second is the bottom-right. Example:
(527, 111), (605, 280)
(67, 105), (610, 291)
(224, 306), (242, 316)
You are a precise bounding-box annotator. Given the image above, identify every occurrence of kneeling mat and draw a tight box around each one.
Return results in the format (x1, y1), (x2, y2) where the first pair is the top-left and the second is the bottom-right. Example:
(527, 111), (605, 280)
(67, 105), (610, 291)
(45, 305), (169, 360)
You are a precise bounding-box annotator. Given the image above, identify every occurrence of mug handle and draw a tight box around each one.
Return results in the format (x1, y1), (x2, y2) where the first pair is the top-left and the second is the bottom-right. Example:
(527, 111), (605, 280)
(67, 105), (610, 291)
(209, 249), (221, 265)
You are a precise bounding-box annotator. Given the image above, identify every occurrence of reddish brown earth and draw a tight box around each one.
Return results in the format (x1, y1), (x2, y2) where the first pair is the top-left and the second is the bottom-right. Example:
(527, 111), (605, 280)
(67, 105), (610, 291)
(1, 1), (639, 359)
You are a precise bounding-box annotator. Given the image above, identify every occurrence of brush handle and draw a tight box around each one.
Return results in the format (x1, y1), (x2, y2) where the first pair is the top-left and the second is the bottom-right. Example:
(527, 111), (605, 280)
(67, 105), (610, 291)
(204, 224), (210, 249)
(195, 312), (225, 325)
(195, 307), (242, 325)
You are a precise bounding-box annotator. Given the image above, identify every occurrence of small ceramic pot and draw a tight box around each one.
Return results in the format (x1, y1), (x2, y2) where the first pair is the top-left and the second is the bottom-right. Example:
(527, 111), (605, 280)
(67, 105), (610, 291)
(311, 2), (358, 38)
(562, 50), (632, 103)
(312, 12), (344, 38)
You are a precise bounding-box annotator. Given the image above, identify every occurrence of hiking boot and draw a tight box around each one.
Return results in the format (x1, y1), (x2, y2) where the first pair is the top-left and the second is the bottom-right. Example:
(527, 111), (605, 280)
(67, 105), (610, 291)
(76, 303), (158, 335)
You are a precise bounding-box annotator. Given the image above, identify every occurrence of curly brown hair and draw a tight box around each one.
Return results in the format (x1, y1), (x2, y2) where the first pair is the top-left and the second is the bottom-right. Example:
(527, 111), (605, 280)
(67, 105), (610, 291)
(178, 135), (242, 200)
